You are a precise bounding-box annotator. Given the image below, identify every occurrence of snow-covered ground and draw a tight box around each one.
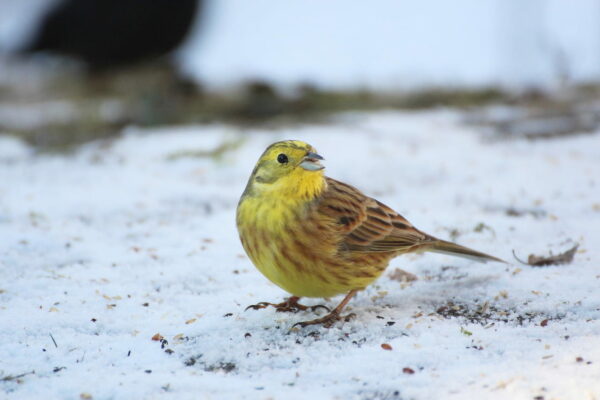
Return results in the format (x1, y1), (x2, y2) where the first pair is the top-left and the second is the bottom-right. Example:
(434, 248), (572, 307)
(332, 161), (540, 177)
(1, 111), (599, 399)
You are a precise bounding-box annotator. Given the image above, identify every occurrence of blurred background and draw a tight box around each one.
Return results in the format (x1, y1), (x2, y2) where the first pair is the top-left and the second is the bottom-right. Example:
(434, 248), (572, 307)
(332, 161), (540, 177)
(1, 0), (599, 151)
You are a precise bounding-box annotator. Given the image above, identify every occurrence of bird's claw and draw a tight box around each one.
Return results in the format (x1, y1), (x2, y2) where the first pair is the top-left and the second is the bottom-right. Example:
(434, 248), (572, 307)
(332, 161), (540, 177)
(244, 302), (273, 311)
(306, 304), (331, 313)
(292, 312), (356, 329)
(245, 298), (330, 314)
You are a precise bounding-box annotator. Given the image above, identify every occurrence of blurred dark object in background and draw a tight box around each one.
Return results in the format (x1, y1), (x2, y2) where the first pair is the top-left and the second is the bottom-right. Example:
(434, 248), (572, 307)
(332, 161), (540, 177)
(24, 0), (201, 69)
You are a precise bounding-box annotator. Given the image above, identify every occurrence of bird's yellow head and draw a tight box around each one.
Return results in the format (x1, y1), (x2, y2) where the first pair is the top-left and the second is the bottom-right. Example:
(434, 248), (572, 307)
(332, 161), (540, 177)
(242, 140), (326, 200)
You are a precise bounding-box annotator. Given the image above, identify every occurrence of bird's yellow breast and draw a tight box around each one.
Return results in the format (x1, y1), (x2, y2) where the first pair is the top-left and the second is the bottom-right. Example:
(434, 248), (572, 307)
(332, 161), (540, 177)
(236, 192), (386, 298)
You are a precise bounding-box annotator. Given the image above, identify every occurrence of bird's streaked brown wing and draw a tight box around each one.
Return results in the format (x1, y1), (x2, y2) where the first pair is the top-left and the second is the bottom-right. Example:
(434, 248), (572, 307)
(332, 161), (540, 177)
(319, 178), (433, 253)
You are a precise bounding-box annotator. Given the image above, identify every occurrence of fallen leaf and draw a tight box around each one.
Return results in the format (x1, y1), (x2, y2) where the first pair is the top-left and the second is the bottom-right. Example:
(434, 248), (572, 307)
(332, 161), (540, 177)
(381, 343), (392, 350)
(388, 268), (418, 282)
(402, 367), (415, 374)
(185, 318), (196, 325)
(513, 244), (578, 267)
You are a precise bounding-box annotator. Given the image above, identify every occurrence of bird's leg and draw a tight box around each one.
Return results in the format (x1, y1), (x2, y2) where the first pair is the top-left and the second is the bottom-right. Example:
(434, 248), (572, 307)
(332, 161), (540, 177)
(292, 290), (358, 328)
(245, 296), (330, 313)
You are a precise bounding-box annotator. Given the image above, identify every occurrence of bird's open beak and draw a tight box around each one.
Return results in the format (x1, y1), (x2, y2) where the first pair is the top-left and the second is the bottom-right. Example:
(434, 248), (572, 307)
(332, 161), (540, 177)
(299, 152), (324, 171)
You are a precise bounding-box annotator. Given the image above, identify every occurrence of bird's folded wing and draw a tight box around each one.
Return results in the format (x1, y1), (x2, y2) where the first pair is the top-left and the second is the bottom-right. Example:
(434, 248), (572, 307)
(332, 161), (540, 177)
(320, 178), (432, 253)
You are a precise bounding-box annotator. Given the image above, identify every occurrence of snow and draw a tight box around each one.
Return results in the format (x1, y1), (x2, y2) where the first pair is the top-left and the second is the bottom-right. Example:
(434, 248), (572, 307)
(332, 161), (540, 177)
(1, 111), (599, 399)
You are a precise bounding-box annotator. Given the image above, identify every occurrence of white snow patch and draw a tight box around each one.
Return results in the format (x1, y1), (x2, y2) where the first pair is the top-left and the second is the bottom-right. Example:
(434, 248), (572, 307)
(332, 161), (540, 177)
(1, 111), (599, 399)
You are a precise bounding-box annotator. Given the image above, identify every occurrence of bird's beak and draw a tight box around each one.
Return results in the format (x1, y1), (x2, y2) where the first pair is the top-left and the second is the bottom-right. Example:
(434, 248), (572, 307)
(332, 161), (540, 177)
(299, 152), (324, 171)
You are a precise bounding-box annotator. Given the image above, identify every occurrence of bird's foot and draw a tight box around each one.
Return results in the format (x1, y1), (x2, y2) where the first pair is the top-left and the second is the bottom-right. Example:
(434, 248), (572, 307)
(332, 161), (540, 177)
(245, 296), (330, 313)
(292, 310), (356, 329)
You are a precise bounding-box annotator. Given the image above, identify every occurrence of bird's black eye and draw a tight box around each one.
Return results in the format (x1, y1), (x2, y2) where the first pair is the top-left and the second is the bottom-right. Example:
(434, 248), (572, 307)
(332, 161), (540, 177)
(277, 153), (288, 164)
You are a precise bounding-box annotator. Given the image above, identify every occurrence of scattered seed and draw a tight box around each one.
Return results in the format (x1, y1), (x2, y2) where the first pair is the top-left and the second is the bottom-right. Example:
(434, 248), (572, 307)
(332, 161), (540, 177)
(402, 367), (415, 374)
(381, 343), (392, 351)
(184, 358), (196, 366)
(151, 333), (164, 341)
(460, 327), (473, 336)
(495, 290), (508, 300)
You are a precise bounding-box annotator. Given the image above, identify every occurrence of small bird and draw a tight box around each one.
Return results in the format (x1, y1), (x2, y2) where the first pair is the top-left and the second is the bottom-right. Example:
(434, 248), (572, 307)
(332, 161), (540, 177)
(237, 140), (505, 328)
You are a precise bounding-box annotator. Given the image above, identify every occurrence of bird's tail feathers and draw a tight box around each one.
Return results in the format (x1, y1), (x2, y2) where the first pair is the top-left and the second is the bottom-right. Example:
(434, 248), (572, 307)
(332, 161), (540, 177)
(423, 239), (506, 264)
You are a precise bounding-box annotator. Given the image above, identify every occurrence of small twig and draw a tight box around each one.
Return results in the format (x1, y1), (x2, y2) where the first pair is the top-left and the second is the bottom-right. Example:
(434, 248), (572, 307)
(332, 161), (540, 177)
(1, 370), (35, 382)
(49, 333), (58, 348)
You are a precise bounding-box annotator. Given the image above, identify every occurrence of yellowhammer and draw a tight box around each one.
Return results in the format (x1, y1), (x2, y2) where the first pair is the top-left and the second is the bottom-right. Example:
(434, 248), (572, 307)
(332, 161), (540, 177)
(236, 140), (505, 328)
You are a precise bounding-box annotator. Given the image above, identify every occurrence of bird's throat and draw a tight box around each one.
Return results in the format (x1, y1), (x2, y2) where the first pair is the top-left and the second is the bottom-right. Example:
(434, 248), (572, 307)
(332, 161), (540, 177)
(276, 169), (326, 202)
